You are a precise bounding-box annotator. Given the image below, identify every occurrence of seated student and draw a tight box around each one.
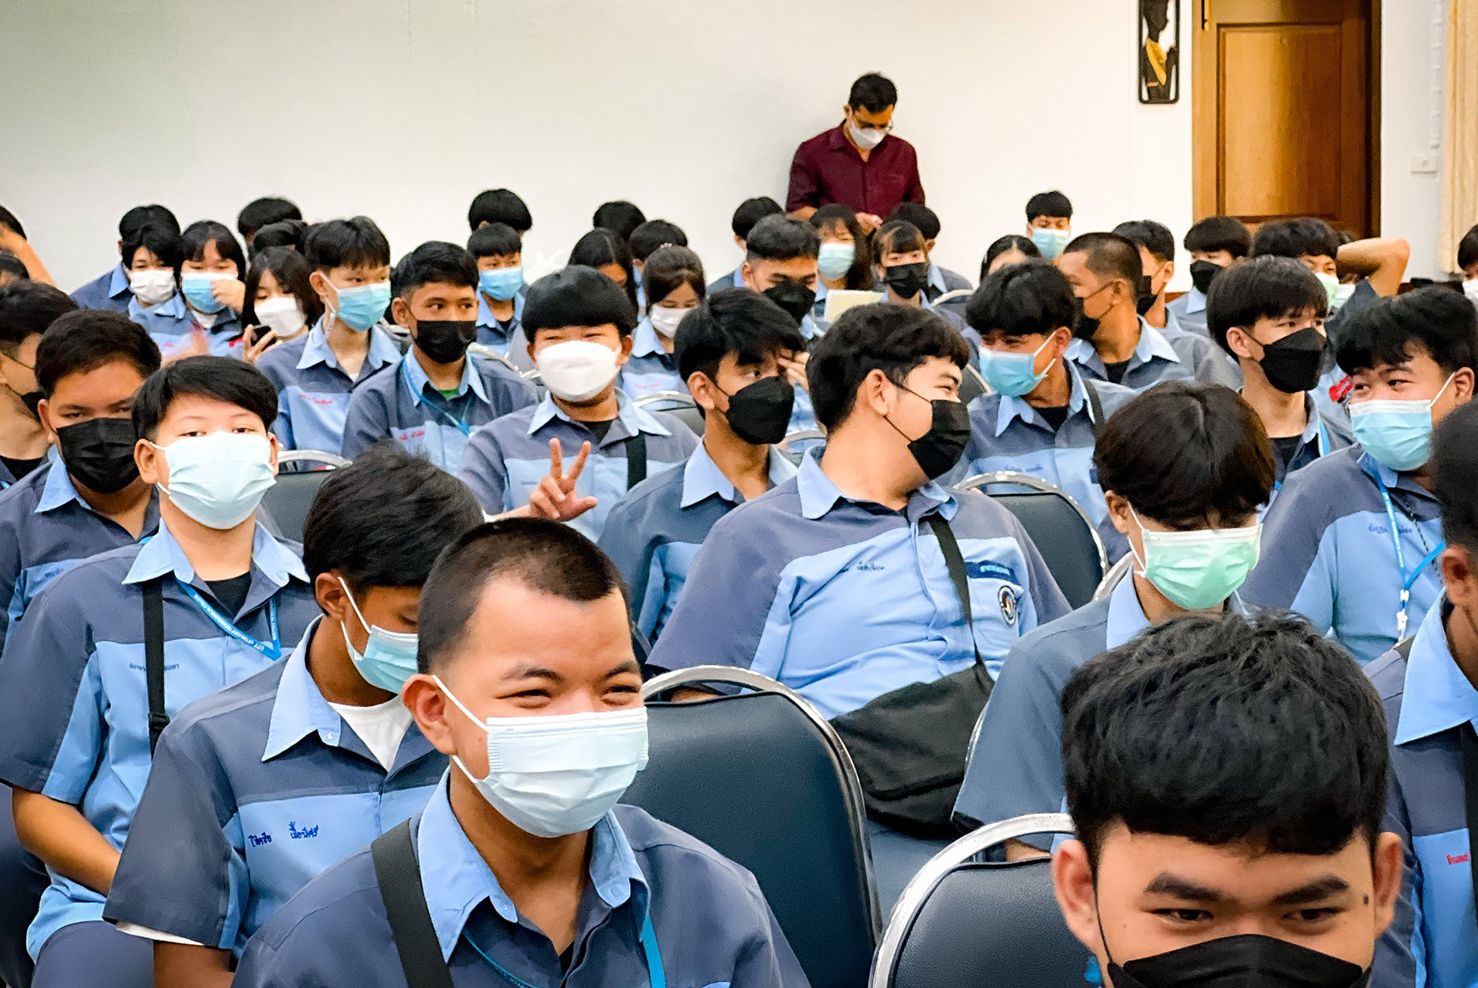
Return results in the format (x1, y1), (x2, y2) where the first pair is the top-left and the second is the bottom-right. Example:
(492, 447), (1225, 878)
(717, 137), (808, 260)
(981, 233), (1040, 278)
(239, 246), (322, 363)
(256, 217), (401, 454)
(232, 518), (807, 988)
(570, 227), (641, 313)
(592, 199), (646, 243)
(600, 290), (805, 641)
(1251, 217), (1409, 337)
(1052, 613), (1402, 986)
(741, 214), (823, 338)
(1244, 287), (1476, 662)
(808, 203), (876, 323)
(122, 221), (183, 321)
(1206, 255), (1353, 496)
(236, 197), (301, 251)
(954, 382), (1273, 836)
(72, 204), (180, 313)
(468, 222), (528, 361)
(134, 221), (248, 360)
(1058, 232), (1211, 390)
(103, 446), (482, 988)
(341, 242), (535, 471)
(1369, 402), (1478, 988)
(0, 309), (162, 647)
(887, 202), (972, 298)
(0, 283), (72, 488)
(709, 196), (783, 295)
(628, 219), (688, 299)
(1112, 219), (1178, 331)
(0, 357), (319, 988)
(621, 245), (704, 399)
(458, 266), (697, 537)
(1167, 214), (1251, 336)
(872, 220), (975, 342)
(1459, 223), (1478, 303)
(953, 260), (1135, 527)
(1026, 190), (1073, 260)
(466, 187), (533, 235)
(248, 219), (308, 255)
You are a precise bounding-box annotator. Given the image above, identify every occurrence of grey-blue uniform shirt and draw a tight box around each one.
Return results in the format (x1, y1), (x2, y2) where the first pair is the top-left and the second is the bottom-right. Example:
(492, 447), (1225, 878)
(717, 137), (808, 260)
(1067, 318), (1212, 391)
(1166, 287), (1208, 336)
(475, 292), (531, 366)
(70, 265), (133, 313)
(647, 453), (1071, 718)
(129, 293), (244, 360)
(256, 320), (404, 454)
(231, 779), (809, 988)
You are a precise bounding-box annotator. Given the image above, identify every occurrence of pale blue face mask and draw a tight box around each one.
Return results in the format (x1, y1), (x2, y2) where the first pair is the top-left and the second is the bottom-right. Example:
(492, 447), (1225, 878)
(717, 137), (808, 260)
(339, 578), (419, 693)
(817, 242), (856, 280)
(1031, 227), (1071, 260)
(1348, 373), (1455, 472)
(330, 280), (391, 332)
(181, 273), (229, 314)
(479, 266), (524, 302)
(979, 335), (1055, 397)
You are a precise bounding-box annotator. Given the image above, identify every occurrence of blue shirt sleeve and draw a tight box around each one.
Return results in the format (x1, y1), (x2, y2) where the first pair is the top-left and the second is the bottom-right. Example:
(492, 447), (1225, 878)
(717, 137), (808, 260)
(596, 497), (666, 637)
(340, 380), (391, 461)
(1240, 468), (1335, 632)
(1370, 755), (1422, 988)
(457, 427), (514, 514)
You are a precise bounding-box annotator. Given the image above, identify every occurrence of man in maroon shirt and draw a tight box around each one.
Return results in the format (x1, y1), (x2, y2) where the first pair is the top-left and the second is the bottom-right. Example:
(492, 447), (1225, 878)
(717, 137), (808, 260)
(786, 73), (925, 234)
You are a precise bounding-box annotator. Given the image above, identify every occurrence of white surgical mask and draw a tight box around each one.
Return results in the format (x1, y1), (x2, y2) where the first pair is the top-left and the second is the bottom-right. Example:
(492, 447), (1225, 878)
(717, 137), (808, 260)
(434, 675), (649, 838)
(338, 578), (419, 693)
(647, 306), (691, 339)
(253, 296), (307, 339)
(536, 340), (620, 402)
(1463, 278), (1478, 305)
(1315, 271), (1341, 311)
(153, 432), (276, 530)
(848, 123), (887, 150)
(129, 269), (176, 305)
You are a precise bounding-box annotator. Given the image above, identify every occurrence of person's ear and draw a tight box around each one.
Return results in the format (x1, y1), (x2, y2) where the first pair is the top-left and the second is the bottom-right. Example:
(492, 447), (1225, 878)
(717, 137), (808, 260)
(1225, 326), (1257, 361)
(863, 367), (895, 418)
(925, 238), (937, 255)
(390, 296), (414, 332)
(136, 437), (164, 486)
(1440, 545), (1478, 610)
(734, 235), (745, 252)
(1371, 832), (1404, 936)
(616, 334), (635, 366)
(1051, 840), (1107, 958)
(266, 431), (280, 475)
(688, 371), (721, 412)
(740, 261), (757, 292)
(526, 339), (538, 366)
(402, 673), (457, 756)
(36, 399), (58, 445)
(1159, 260), (1175, 292)
(1047, 327), (1072, 362)
(1453, 366), (1475, 404)
(315, 571), (351, 624)
(117, 238), (125, 258)
(308, 270), (333, 303)
(1104, 491), (1134, 537)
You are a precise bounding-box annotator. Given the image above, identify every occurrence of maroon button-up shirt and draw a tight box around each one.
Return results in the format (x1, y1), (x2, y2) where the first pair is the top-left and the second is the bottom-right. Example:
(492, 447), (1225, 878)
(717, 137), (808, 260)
(785, 124), (925, 216)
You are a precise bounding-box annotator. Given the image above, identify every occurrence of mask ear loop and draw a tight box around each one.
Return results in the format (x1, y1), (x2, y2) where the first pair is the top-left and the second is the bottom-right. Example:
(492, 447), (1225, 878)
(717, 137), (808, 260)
(1125, 503), (1151, 579)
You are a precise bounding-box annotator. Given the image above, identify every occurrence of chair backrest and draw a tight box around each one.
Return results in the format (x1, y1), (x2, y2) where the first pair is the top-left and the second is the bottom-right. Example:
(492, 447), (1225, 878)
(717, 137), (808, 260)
(466, 343), (519, 374)
(778, 428), (826, 464)
(873, 813), (1091, 988)
(1092, 552), (1134, 601)
(634, 391), (705, 437)
(958, 473), (1106, 609)
(262, 451), (347, 543)
(627, 667), (880, 988)
(960, 363), (989, 405)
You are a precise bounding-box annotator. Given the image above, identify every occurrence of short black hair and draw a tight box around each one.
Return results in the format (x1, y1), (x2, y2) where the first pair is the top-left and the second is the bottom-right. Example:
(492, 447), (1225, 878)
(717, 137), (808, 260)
(131, 356), (278, 441)
(1112, 219), (1175, 263)
(628, 220), (688, 263)
(732, 197), (783, 240)
(391, 241), (478, 301)
(966, 259), (1076, 338)
(0, 253), (26, 283)
(179, 220), (246, 279)
(1251, 217), (1340, 260)
(887, 203), (941, 241)
(1062, 232), (1142, 287)
(676, 288), (807, 383)
(250, 219), (308, 254)
(119, 204), (180, 241)
(848, 72), (897, 113)
(569, 228), (639, 311)
(1205, 255), (1328, 355)
(523, 266), (638, 338)
(467, 222), (522, 260)
(236, 197), (301, 240)
(35, 310), (160, 397)
(1458, 224), (1478, 271)
(122, 223), (181, 271)
(1026, 191), (1073, 223)
(303, 217), (391, 272)
(1093, 381), (1273, 526)
(303, 443), (483, 592)
(808, 303), (971, 430)
(641, 246), (705, 308)
(1062, 611), (1387, 865)
(980, 234), (1040, 281)
(873, 220), (926, 261)
(592, 200), (647, 242)
(417, 518), (627, 672)
(242, 246), (324, 330)
(0, 206), (25, 240)
(745, 215), (820, 263)
(1335, 285), (1478, 377)
(1185, 215), (1253, 258)
(1434, 399), (1478, 555)
(0, 282), (77, 356)
(809, 205), (875, 290)
(467, 188), (532, 233)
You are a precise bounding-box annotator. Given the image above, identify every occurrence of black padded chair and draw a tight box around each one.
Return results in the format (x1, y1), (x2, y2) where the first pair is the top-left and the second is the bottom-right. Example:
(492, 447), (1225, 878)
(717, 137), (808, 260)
(872, 813), (1091, 988)
(627, 667), (880, 988)
(957, 473), (1107, 609)
(634, 391), (705, 437)
(959, 362), (988, 405)
(261, 450), (347, 543)
(466, 343), (521, 375)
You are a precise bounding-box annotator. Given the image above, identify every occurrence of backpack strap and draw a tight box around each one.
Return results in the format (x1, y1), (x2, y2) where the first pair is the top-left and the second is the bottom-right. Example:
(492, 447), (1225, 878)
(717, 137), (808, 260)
(371, 820), (455, 988)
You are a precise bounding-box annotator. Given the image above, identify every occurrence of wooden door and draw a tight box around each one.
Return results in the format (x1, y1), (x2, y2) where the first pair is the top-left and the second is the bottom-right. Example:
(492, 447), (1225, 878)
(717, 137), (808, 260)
(1193, 0), (1376, 235)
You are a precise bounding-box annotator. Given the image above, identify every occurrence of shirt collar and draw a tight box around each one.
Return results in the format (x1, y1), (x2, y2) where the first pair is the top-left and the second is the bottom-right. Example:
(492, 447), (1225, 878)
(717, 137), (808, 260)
(109, 264), (131, 299)
(1106, 572), (1251, 649)
(123, 517), (309, 587)
(261, 619), (343, 760)
(1135, 318), (1181, 365)
(1299, 394), (1326, 446)
(525, 391), (671, 439)
(1395, 599), (1478, 745)
(680, 443), (797, 509)
(1357, 449), (1435, 500)
(154, 293), (188, 321)
(731, 266), (745, 288)
(403, 352), (490, 405)
(795, 449), (956, 522)
(36, 462), (84, 513)
(927, 263), (949, 296)
(416, 777), (648, 961)
(298, 320), (400, 372)
(994, 360), (1088, 436)
(630, 318), (666, 358)
(1185, 288), (1207, 314)
(477, 292), (524, 328)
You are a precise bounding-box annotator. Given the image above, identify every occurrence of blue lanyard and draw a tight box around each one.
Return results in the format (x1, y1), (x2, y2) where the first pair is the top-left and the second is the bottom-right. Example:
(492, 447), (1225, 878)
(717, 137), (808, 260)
(1376, 478), (1445, 639)
(175, 578), (281, 659)
(404, 362), (473, 436)
(468, 914), (664, 988)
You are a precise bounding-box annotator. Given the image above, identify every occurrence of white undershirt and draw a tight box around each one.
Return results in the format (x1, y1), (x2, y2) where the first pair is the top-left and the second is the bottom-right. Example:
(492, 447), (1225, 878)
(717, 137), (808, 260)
(329, 696), (413, 770)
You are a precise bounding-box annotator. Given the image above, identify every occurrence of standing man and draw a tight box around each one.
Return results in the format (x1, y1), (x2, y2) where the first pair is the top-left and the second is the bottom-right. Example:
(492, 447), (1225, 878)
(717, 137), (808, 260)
(786, 73), (923, 233)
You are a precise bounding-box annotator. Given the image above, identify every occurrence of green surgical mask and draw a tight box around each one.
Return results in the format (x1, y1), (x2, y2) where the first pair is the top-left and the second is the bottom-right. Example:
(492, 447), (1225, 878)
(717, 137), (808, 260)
(1129, 507), (1262, 611)
(1315, 272), (1341, 312)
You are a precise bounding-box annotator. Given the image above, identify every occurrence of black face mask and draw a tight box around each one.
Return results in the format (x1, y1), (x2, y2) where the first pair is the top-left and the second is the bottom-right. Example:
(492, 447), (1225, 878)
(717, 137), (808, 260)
(720, 375), (795, 446)
(762, 282), (817, 326)
(1190, 259), (1224, 296)
(885, 385), (971, 479)
(414, 319), (478, 365)
(1110, 934), (1370, 988)
(883, 262), (930, 301)
(8, 384), (43, 421)
(1136, 275), (1159, 316)
(1255, 326), (1327, 395)
(1073, 284), (1112, 341)
(56, 417), (140, 494)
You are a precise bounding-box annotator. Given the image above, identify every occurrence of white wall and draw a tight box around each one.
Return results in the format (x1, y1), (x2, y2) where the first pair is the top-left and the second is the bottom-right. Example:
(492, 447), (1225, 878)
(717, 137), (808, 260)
(0, 0), (1444, 292)
(1380, 0), (1448, 278)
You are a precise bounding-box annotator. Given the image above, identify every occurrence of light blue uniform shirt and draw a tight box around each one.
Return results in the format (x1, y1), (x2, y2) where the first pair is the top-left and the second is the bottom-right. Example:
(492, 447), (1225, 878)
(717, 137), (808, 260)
(1242, 447), (1444, 663)
(340, 351), (536, 471)
(0, 462), (159, 649)
(1166, 287), (1208, 336)
(458, 392), (699, 539)
(129, 293), (244, 359)
(0, 520), (318, 958)
(620, 318), (685, 400)
(706, 265), (747, 296)
(1067, 318), (1212, 392)
(256, 319), (403, 454)
(648, 453), (1072, 716)
(232, 779), (807, 988)
(1368, 600), (1478, 988)
(927, 262), (972, 298)
(70, 264), (132, 313)
(103, 618), (444, 952)
(475, 292), (532, 369)
(600, 444), (798, 641)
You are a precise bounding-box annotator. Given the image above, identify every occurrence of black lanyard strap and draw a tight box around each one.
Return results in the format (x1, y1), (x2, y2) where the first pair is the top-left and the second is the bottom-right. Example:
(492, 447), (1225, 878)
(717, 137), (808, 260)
(923, 513), (986, 672)
(625, 432), (648, 490)
(372, 820), (456, 988)
(143, 577), (167, 755)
